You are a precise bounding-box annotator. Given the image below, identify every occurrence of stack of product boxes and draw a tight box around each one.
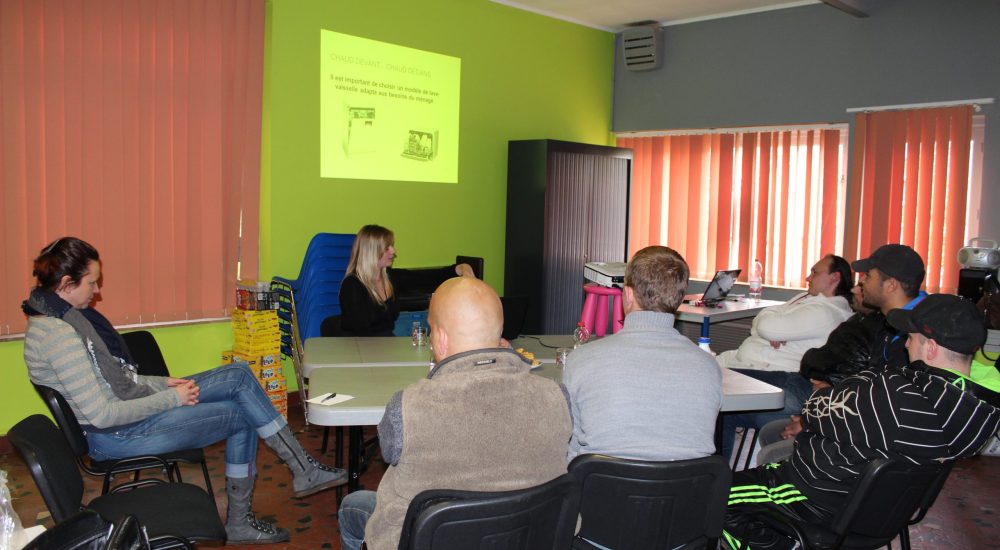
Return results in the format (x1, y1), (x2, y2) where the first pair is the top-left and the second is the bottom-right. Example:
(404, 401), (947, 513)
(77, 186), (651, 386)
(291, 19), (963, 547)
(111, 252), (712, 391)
(224, 280), (287, 419)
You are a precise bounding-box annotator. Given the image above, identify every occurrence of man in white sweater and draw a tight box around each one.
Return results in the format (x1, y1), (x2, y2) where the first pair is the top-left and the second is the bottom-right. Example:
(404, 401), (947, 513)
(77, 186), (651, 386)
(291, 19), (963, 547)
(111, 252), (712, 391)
(718, 254), (854, 459)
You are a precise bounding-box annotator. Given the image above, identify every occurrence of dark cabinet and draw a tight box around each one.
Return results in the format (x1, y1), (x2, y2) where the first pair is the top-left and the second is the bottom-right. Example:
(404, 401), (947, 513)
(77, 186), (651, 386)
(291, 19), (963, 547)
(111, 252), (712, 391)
(504, 140), (632, 334)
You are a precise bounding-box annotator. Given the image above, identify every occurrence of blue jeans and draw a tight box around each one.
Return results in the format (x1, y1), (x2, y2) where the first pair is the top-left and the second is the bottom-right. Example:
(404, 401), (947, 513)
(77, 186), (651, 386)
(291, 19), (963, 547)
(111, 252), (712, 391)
(721, 369), (814, 460)
(339, 490), (377, 550)
(87, 364), (284, 476)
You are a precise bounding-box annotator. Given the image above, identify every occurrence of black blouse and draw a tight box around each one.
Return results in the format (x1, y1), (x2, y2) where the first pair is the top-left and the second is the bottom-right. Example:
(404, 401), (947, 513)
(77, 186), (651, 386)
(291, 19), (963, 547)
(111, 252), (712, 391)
(338, 274), (400, 336)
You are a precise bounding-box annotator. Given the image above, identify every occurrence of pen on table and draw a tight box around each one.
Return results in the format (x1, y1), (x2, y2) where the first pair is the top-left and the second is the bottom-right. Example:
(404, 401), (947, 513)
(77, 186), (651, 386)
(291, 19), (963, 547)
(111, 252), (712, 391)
(321, 393), (338, 403)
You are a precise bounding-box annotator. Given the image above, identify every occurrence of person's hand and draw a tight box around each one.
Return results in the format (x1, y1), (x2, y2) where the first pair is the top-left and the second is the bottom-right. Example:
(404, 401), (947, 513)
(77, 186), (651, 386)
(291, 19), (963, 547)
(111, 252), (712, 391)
(166, 377), (188, 387)
(499, 337), (511, 348)
(811, 379), (832, 391)
(769, 340), (786, 349)
(173, 379), (200, 406)
(780, 415), (803, 440)
(455, 263), (475, 278)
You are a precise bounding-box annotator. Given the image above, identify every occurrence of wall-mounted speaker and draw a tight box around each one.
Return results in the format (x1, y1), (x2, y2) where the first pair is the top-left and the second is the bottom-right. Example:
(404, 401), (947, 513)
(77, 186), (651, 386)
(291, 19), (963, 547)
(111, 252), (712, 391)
(621, 26), (661, 71)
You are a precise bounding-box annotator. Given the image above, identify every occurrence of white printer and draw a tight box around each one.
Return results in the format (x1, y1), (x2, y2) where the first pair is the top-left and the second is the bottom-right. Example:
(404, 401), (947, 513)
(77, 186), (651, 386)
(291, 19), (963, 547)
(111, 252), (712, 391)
(584, 262), (627, 288)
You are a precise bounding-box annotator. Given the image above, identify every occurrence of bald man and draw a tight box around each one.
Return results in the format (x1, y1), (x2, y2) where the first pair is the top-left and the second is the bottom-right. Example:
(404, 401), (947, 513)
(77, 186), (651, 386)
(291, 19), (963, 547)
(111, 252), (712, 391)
(338, 278), (573, 550)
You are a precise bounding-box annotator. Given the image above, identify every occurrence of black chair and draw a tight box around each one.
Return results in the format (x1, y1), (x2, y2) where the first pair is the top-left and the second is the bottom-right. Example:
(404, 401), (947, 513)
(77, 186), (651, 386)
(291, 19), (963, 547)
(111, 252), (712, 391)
(568, 453), (731, 550)
(47, 330), (212, 497)
(9, 415), (226, 548)
(456, 255), (485, 280)
(103, 514), (193, 550)
(319, 314), (343, 337)
(103, 515), (147, 550)
(32, 383), (213, 497)
(394, 474), (580, 550)
(895, 460), (955, 550)
(739, 458), (948, 550)
(500, 295), (529, 340)
(23, 509), (112, 550)
(120, 331), (170, 377)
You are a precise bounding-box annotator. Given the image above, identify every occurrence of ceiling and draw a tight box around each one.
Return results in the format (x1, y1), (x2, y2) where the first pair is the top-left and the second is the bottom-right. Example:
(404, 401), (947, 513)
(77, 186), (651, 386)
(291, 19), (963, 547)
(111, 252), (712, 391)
(490, 0), (820, 31)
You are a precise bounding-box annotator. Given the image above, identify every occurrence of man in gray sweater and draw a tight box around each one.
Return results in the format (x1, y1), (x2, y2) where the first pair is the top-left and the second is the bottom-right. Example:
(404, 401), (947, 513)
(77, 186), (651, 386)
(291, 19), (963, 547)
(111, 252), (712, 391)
(564, 246), (722, 461)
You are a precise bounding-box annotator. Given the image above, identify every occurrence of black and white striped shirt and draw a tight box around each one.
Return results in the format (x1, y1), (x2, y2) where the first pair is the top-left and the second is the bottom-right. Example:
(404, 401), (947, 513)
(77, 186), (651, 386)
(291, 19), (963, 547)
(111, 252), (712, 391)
(790, 362), (1000, 497)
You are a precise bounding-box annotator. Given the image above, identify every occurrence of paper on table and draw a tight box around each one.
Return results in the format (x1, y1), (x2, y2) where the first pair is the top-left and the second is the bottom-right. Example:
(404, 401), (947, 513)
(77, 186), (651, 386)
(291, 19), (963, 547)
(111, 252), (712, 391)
(306, 392), (355, 406)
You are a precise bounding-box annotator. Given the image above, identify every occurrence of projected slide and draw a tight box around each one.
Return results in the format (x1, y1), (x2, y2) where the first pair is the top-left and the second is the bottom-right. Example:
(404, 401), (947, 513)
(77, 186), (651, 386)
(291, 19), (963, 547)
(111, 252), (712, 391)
(320, 30), (461, 183)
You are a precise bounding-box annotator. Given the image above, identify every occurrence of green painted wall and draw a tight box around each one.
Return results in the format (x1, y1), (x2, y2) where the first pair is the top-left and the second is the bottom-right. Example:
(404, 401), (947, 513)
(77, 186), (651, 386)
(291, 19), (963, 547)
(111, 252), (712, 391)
(261, 0), (614, 283)
(1, 0), (614, 434)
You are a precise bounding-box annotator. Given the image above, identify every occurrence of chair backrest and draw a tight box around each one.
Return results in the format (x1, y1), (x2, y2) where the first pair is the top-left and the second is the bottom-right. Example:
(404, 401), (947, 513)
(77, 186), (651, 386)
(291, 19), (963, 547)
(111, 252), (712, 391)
(9, 415), (87, 523)
(320, 314), (343, 337)
(397, 474), (580, 550)
(32, 384), (91, 458)
(120, 331), (170, 377)
(456, 255), (484, 280)
(568, 453), (732, 550)
(830, 458), (946, 543)
(907, 460), (956, 525)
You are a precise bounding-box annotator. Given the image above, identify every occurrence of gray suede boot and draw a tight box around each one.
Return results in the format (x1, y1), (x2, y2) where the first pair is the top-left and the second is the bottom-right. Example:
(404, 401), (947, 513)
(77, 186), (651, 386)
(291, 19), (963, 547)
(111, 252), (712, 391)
(264, 426), (348, 498)
(225, 476), (290, 544)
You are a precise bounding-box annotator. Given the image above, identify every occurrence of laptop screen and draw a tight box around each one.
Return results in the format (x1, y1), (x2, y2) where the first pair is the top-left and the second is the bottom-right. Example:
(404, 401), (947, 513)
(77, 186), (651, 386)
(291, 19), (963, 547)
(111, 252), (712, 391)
(701, 269), (741, 302)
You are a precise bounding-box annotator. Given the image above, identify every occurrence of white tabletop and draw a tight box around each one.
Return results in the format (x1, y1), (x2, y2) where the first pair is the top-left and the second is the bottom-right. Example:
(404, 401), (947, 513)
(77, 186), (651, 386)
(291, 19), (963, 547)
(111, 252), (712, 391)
(303, 336), (434, 377)
(303, 336), (784, 426)
(676, 298), (784, 324)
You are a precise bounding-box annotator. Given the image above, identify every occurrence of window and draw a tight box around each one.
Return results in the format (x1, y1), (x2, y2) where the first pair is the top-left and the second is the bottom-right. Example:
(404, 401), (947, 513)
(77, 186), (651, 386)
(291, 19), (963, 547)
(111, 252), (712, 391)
(0, 0), (265, 336)
(618, 125), (848, 289)
(845, 106), (980, 294)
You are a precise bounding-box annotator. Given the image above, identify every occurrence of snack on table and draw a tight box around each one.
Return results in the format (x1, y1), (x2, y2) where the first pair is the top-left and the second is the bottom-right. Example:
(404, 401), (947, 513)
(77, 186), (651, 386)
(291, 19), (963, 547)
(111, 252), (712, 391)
(514, 347), (541, 367)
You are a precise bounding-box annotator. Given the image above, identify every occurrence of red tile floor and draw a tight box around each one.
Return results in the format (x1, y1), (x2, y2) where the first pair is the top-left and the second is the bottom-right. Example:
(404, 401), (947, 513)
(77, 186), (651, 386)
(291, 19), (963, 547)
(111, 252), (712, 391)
(3, 401), (999, 549)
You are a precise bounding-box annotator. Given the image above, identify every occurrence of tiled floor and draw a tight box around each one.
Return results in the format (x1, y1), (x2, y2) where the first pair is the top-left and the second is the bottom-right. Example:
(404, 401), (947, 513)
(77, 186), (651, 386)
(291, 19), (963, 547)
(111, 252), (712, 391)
(3, 402), (999, 549)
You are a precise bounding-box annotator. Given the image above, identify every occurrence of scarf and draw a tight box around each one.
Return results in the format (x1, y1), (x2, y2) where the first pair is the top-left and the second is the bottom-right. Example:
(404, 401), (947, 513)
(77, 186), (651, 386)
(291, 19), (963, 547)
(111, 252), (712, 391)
(23, 288), (154, 400)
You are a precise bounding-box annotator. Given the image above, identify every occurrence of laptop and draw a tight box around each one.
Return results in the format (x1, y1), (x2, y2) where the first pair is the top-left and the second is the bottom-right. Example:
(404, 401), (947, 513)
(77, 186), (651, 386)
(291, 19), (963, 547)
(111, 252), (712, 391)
(683, 269), (741, 305)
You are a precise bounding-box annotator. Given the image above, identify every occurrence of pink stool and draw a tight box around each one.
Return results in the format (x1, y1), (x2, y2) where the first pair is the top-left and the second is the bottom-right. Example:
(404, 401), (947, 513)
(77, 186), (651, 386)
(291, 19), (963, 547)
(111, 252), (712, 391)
(580, 284), (625, 337)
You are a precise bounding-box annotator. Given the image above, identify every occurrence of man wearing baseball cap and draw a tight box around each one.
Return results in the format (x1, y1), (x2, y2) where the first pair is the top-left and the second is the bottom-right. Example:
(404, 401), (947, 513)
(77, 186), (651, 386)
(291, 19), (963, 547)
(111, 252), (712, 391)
(888, 293), (1000, 406)
(722, 293), (1000, 550)
(852, 243), (928, 371)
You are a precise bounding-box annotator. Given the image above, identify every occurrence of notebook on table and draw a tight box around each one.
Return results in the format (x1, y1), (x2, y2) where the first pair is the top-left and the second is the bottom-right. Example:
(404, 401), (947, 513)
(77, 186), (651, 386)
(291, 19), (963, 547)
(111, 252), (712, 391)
(683, 269), (741, 305)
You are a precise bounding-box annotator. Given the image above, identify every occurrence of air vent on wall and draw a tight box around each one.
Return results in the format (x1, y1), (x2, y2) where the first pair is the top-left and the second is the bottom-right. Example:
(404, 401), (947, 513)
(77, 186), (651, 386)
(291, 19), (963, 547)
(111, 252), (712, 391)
(621, 26), (661, 71)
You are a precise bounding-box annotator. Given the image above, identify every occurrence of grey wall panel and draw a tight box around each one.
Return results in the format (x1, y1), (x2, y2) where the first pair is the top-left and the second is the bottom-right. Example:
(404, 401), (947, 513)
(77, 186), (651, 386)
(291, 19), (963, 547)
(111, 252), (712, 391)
(612, 0), (1000, 243)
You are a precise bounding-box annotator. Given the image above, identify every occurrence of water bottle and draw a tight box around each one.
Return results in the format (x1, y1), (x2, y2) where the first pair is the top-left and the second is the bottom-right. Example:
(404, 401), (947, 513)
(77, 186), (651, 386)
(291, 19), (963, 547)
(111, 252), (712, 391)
(749, 258), (764, 302)
(697, 336), (715, 355)
(573, 322), (591, 349)
(411, 321), (422, 347)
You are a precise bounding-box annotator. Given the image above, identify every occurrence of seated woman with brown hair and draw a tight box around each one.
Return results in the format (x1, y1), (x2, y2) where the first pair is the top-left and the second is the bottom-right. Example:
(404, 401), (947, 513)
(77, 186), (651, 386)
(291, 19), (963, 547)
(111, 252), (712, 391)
(22, 236), (346, 545)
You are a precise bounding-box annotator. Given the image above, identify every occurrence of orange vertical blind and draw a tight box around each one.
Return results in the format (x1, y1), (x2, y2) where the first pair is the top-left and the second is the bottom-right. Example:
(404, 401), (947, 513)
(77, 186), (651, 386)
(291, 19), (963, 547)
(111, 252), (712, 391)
(620, 127), (846, 288)
(845, 106), (972, 293)
(0, 0), (264, 335)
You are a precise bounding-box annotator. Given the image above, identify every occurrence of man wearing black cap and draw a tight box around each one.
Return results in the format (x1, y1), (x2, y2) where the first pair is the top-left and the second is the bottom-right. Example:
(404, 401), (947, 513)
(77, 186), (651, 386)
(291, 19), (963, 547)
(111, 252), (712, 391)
(722, 293), (1000, 550)
(752, 245), (931, 460)
(852, 243), (928, 371)
(890, 293), (1000, 406)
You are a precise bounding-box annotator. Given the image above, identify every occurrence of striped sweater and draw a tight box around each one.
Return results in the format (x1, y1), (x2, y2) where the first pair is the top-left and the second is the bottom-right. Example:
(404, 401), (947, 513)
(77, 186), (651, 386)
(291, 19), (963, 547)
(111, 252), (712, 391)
(24, 316), (179, 430)
(789, 362), (1000, 498)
